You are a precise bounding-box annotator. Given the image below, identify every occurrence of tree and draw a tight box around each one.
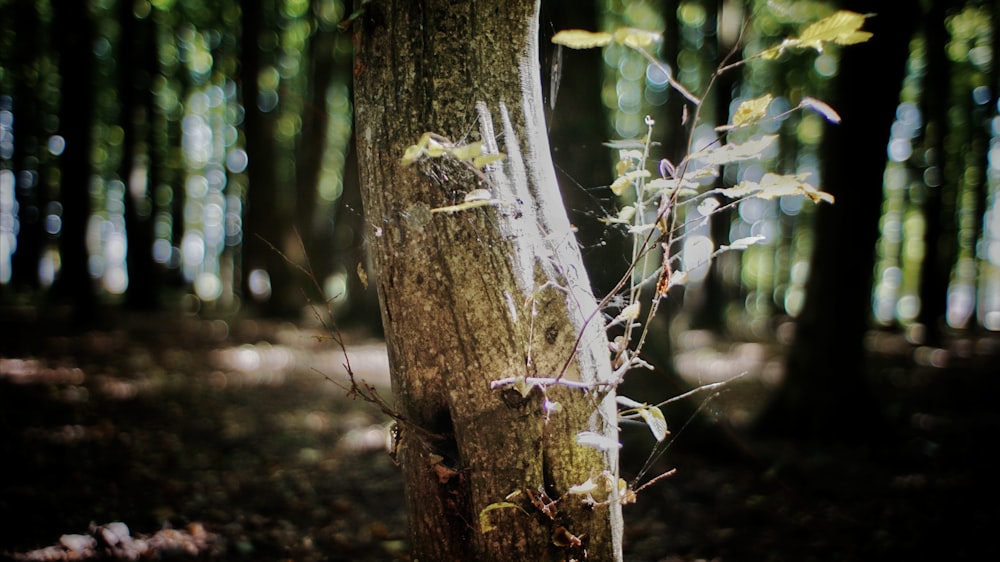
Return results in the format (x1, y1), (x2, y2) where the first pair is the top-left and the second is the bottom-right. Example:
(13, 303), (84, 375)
(351, 1), (623, 559)
(118, 0), (160, 310)
(49, 0), (97, 323)
(240, 0), (298, 315)
(756, 1), (919, 438)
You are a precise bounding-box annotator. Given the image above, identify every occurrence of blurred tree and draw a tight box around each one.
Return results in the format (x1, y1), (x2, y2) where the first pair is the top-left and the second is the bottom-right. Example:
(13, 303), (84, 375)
(49, 0), (97, 323)
(756, 1), (918, 438)
(240, 0), (298, 316)
(542, 0), (617, 296)
(8, 0), (47, 292)
(293, 8), (337, 281)
(119, 0), (160, 310)
(353, 0), (623, 559)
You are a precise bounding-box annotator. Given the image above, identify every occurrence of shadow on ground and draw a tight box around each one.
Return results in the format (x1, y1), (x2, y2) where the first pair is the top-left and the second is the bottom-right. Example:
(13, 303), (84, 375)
(1, 311), (997, 561)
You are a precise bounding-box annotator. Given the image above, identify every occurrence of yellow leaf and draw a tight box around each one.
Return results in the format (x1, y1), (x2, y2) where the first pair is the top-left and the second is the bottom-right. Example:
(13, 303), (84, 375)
(621, 301), (641, 321)
(424, 137), (447, 158)
(449, 141), (483, 161)
(463, 189), (493, 203)
(552, 29), (613, 49)
(473, 152), (505, 168)
(401, 144), (423, 166)
(731, 94), (773, 128)
(479, 502), (521, 533)
(610, 169), (650, 196)
(797, 11), (873, 51)
(430, 198), (496, 214)
(726, 173), (835, 204)
(689, 135), (778, 166)
(638, 406), (669, 442)
(612, 27), (661, 48)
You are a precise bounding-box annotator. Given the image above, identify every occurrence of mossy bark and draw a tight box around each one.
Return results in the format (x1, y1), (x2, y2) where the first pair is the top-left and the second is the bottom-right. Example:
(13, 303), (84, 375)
(352, 1), (623, 560)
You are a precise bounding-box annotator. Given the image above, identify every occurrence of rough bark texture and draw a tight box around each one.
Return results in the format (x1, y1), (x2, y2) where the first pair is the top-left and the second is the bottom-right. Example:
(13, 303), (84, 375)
(352, 1), (623, 560)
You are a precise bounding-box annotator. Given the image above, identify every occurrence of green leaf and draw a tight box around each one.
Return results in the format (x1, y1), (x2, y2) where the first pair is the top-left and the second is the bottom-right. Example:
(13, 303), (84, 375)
(479, 502), (521, 533)
(552, 29), (613, 49)
(638, 406), (669, 442)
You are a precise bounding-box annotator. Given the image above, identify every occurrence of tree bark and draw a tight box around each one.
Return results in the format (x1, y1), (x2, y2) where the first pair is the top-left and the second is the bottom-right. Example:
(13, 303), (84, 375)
(352, 1), (623, 560)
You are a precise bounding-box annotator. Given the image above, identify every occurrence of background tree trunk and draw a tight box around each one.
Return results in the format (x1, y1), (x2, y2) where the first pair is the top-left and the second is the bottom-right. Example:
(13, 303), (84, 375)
(352, 1), (623, 560)
(240, 0), (298, 316)
(755, 1), (918, 439)
(50, 0), (97, 324)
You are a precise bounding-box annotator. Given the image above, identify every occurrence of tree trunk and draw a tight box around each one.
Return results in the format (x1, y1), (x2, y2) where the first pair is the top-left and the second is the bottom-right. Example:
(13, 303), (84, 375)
(352, 1), (623, 560)
(8, 0), (46, 292)
(916, 0), (957, 344)
(119, 0), (160, 310)
(50, 0), (96, 324)
(755, 0), (918, 439)
(240, 0), (298, 316)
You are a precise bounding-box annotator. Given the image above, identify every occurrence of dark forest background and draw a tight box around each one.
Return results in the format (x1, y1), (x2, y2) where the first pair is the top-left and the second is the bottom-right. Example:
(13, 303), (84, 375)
(2, 0), (998, 432)
(2, 0), (999, 560)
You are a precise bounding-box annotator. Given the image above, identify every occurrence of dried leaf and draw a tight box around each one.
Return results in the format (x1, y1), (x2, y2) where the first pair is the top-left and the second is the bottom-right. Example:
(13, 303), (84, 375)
(356, 262), (368, 290)
(552, 525), (583, 548)
(800, 96), (842, 124)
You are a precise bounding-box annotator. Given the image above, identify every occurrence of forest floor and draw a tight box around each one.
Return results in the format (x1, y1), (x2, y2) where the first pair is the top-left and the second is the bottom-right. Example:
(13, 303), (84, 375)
(1, 308), (998, 561)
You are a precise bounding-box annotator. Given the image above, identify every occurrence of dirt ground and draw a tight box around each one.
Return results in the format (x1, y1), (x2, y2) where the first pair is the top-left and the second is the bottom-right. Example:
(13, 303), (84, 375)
(1, 311), (997, 561)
